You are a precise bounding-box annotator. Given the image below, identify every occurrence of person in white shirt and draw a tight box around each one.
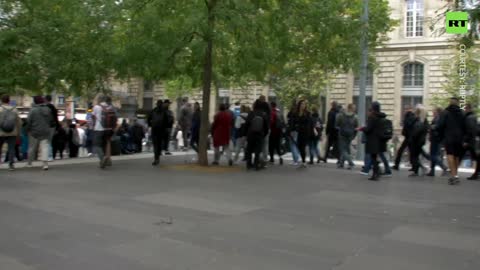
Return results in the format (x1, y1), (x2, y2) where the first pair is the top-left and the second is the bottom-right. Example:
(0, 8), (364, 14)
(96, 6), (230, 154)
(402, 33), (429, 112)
(92, 95), (118, 169)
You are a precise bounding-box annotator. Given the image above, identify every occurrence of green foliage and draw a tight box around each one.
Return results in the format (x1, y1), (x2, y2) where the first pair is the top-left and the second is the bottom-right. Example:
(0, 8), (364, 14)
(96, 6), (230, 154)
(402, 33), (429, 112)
(432, 47), (480, 112)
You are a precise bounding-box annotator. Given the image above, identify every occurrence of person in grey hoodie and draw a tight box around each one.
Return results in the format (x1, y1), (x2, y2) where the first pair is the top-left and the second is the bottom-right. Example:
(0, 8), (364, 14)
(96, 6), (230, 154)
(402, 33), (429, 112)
(336, 103), (359, 169)
(26, 96), (54, 170)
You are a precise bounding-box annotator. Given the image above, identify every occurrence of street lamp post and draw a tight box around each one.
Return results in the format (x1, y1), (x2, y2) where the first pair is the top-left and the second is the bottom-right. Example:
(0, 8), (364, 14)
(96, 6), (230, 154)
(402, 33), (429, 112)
(356, 0), (369, 161)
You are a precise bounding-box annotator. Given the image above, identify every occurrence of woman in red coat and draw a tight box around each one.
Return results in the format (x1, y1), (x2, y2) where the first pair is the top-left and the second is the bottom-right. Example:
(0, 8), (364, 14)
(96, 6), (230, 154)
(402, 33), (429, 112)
(211, 104), (233, 166)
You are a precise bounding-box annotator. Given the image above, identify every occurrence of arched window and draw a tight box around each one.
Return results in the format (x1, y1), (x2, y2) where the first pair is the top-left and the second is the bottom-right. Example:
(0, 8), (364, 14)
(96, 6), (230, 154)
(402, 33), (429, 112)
(406, 0), (424, 37)
(401, 62), (424, 123)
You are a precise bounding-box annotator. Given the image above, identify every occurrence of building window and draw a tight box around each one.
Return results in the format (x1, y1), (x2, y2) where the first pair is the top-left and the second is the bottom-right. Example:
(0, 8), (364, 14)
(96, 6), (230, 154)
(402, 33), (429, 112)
(58, 96), (65, 106)
(143, 97), (153, 110)
(403, 63), (424, 88)
(406, 0), (424, 37)
(144, 80), (153, 93)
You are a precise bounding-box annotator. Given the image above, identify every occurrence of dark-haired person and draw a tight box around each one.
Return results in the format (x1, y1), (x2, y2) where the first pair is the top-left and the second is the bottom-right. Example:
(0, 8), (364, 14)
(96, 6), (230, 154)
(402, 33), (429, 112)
(92, 95), (118, 169)
(211, 104), (233, 166)
(437, 97), (465, 185)
(0, 95), (22, 171)
(358, 101), (385, 181)
(52, 123), (67, 160)
(309, 107), (323, 164)
(190, 102), (202, 153)
(269, 102), (284, 165)
(323, 101), (340, 163)
(148, 100), (168, 165)
(45, 95), (59, 161)
(462, 104), (479, 180)
(408, 105), (429, 177)
(26, 96), (53, 170)
(163, 100), (174, 155)
(245, 100), (269, 170)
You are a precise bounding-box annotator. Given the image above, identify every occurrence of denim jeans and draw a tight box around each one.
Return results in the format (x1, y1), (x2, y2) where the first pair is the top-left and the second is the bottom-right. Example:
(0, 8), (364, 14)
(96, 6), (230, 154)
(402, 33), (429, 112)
(338, 136), (354, 167)
(289, 132), (300, 163)
(363, 152), (391, 174)
(309, 139), (320, 161)
(430, 140), (447, 173)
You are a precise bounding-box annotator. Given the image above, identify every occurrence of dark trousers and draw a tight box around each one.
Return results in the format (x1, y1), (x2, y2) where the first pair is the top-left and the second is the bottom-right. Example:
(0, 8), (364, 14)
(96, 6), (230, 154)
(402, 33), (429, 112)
(324, 134), (339, 161)
(134, 139), (143, 153)
(430, 140), (447, 174)
(461, 146), (480, 175)
(269, 134), (282, 161)
(69, 143), (79, 158)
(395, 137), (430, 167)
(52, 143), (65, 159)
(297, 134), (308, 163)
(371, 153), (380, 176)
(246, 134), (264, 169)
(152, 132), (164, 161)
(409, 143), (423, 174)
(0, 136), (16, 165)
(163, 129), (171, 151)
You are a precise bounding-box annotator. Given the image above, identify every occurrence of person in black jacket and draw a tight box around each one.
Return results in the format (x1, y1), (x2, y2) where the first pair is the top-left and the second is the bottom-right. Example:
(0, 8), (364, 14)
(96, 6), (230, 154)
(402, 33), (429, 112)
(295, 100), (313, 168)
(408, 105), (429, 177)
(245, 100), (269, 170)
(437, 97), (465, 185)
(392, 106), (415, 170)
(358, 101), (385, 181)
(322, 101), (339, 163)
(52, 124), (67, 159)
(131, 120), (145, 153)
(462, 104), (479, 180)
(148, 100), (168, 165)
(190, 102), (201, 153)
(163, 100), (174, 155)
(427, 107), (448, 176)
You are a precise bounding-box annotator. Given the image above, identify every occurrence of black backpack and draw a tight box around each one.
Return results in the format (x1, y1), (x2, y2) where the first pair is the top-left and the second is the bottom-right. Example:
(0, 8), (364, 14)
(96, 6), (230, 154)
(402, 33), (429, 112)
(238, 115), (248, 137)
(151, 109), (165, 128)
(249, 114), (264, 134)
(379, 118), (393, 141)
(0, 106), (17, 133)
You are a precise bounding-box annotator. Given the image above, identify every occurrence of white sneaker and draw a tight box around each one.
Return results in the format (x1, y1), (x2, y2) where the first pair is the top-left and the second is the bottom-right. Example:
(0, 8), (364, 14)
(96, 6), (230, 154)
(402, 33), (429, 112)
(47, 158), (53, 162)
(43, 165), (49, 171)
(290, 162), (299, 166)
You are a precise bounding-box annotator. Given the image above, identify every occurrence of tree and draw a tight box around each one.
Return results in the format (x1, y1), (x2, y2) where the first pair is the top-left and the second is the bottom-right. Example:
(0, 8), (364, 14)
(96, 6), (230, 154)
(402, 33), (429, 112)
(117, 0), (394, 166)
(432, 46), (480, 111)
(0, 0), (121, 95)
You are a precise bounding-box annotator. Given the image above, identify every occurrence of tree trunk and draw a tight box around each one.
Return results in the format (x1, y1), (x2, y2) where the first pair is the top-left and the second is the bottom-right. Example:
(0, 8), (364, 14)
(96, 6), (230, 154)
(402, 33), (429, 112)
(198, 0), (216, 166)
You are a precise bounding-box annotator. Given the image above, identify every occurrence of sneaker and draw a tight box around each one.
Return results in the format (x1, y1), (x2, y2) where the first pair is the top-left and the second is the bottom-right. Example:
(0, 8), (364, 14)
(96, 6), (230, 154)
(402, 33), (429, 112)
(448, 176), (460, 185)
(99, 160), (106, 169)
(347, 164), (355, 170)
(408, 173), (418, 177)
(298, 163), (307, 169)
(152, 160), (159, 166)
(47, 158), (53, 162)
(8, 164), (15, 171)
(382, 172), (392, 177)
(165, 152), (172, 155)
(105, 158), (112, 167)
(392, 165), (399, 171)
(308, 161), (314, 165)
(43, 165), (49, 171)
(441, 169), (449, 177)
(290, 162), (299, 166)
(359, 171), (369, 176)
(368, 175), (379, 181)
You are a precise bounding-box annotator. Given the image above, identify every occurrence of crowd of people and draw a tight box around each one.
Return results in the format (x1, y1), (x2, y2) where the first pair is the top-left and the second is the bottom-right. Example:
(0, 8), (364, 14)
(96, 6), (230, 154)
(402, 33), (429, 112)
(1, 93), (479, 186)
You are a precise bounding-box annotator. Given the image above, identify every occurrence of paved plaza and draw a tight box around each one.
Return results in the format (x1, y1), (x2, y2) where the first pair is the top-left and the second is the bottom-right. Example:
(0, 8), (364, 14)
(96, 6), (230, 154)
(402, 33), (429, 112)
(1, 155), (480, 270)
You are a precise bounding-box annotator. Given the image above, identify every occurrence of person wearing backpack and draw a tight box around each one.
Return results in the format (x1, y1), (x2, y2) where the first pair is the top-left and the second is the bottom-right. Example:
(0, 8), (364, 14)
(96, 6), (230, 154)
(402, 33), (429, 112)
(462, 104), (479, 180)
(309, 107), (323, 164)
(211, 104), (233, 166)
(0, 95), (22, 171)
(357, 101), (386, 181)
(269, 102), (284, 165)
(190, 102), (202, 154)
(26, 96), (54, 170)
(67, 121), (80, 158)
(148, 100), (168, 165)
(336, 104), (358, 169)
(408, 105), (429, 177)
(92, 95), (118, 169)
(294, 100), (313, 168)
(234, 105), (249, 162)
(245, 100), (268, 170)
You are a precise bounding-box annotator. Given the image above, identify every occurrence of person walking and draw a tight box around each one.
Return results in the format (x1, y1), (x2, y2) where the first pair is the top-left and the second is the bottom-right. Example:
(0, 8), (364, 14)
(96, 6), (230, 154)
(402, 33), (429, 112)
(294, 100), (313, 168)
(211, 104), (233, 166)
(234, 105), (249, 162)
(408, 105), (429, 177)
(427, 107), (448, 176)
(52, 123), (67, 160)
(245, 100), (269, 170)
(131, 120), (145, 153)
(323, 101), (340, 163)
(336, 104), (358, 169)
(462, 104), (479, 180)
(26, 96), (53, 170)
(287, 101), (300, 166)
(148, 100), (168, 166)
(269, 102), (284, 165)
(0, 95), (22, 171)
(45, 95), (59, 162)
(392, 106), (415, 170)
(190, 102), (201, 153)
(358, 102), (386, 181)
(67, 122), (80, 158)
(179, 98), (193, 149)
(309, 107), (323, 164)
(92, 95), (118, 169)
(437, 97), (465, 185)
(258, 95), (271, 165)
(163, 100), (174, 155)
